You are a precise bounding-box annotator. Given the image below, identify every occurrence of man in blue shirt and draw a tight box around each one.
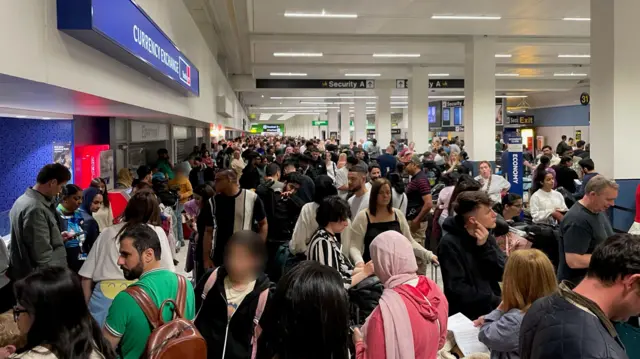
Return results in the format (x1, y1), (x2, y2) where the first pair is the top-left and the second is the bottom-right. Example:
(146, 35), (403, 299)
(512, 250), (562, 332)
(575, 158), (598, 199)
(377, 146), (397, 177)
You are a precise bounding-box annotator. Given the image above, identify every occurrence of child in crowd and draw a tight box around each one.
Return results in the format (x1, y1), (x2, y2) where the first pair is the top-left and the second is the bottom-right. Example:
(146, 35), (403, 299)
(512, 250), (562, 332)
(194, 231), (272, 359)
(474, 249), (557, 359)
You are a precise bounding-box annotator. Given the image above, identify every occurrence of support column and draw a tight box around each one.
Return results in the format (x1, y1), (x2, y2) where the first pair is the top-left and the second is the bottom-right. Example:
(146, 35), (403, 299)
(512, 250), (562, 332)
(401, 108), (409, 137)
(328, 108), (339, 139)
(408, 67), (430, 152)
(376, 84), (392, 151)
(319, 112), (328, 140)
(340, 103), (351, 145)
(463, 36), (497, 165)
(354, 99), (367, 143)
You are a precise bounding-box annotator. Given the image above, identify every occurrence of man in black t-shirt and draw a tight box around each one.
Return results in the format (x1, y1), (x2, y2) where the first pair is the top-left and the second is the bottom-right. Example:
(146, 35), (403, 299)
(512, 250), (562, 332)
(553, 156), (579, 193)
(559, 175), (618, 284)
(404, 155), (432, 248)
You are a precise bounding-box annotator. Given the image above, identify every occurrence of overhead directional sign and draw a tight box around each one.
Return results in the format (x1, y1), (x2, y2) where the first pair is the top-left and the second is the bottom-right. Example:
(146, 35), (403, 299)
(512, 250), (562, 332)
(257, 79), (375, 89)
(396, 79), (465, 89)
(312, 120), (328, 126)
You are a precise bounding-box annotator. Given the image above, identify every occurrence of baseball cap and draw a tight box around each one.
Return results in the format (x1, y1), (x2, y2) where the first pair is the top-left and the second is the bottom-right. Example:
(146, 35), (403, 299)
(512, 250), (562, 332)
(409, 154), (422, 166)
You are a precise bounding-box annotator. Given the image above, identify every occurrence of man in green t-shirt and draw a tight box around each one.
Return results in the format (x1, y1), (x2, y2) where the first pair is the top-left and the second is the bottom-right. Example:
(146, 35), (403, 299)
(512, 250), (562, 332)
(156, 148), (175, 180)
(102, 224), (195, 359)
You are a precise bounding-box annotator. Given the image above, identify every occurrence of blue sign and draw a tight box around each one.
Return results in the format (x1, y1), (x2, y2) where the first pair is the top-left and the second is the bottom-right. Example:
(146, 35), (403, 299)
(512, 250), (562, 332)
(503, 128), (523, 197)
(57, 0), (200, 96)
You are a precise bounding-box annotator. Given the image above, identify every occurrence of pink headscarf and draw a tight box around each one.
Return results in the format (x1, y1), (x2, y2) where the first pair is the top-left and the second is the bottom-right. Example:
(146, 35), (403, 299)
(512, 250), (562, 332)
(363, 231), (419, 359)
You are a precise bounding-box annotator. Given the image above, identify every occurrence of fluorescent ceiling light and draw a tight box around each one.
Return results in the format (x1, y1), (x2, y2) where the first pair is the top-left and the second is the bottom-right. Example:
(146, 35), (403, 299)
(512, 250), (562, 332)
(429, 73), (450, 77)
(366, 102), (376, 105)
(558, 54), (591, 58)
(271, 96), (377, 100)
(495, 54), (512, 58)
(391, 96), (408, 99)
(259, 106), (339, 110)
(563, 17), (590, 21)
(299, 101), (355, 105)
(276, 114), (296, 121)
(429, 95), (466, 99)
(432, 15), (501, 20)
(373, 53), (421, 58)
(285, 10), (357, 18)
(270, 72), (307, 76)
(391, 106), (408, 109)
(496, 73), (520, 77)
(496, 95), (528, 98)
(554, 72), (588, 77)
(391, 102), (408, 105)
(345, 73), (381, 77)
(273, 52), (323, 57)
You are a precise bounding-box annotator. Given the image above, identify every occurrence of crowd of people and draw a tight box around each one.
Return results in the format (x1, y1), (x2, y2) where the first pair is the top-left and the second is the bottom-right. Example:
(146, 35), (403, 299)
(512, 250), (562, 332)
(0, 134), (638, 359)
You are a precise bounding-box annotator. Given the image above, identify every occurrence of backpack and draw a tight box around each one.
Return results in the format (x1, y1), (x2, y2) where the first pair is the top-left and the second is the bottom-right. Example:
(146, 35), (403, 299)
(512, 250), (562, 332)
(197, 268), (268, 359)
(125, 274), (206, 359)
(256, 183), (297, 243)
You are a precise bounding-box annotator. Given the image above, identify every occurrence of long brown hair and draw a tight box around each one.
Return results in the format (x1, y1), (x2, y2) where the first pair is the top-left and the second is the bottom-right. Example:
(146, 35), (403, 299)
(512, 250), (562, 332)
(369, 178), (393, 216)
(502, 249), (557, 312)
(116, 189), (162, 238)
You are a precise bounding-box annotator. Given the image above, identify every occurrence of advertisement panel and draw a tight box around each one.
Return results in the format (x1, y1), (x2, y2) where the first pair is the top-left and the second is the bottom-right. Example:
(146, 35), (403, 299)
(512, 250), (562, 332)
(503, 128), (523, 197)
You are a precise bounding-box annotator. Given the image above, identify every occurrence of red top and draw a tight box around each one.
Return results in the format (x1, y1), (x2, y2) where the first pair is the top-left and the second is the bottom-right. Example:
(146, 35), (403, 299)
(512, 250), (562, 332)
(356, 276), (449, 359)
(635, 185), (640, 223)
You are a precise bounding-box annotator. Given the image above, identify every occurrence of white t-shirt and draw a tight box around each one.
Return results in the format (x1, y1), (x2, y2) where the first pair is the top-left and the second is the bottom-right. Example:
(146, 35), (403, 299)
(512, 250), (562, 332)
(392, 188), (408, 215)
(475, 174), (511, 203)
(348, 191), (371, 221)
(79, 223), (176, 282)
(335, 166), (349, 197)
(530, 189), (569, 225)
(224, 277), (256, 319)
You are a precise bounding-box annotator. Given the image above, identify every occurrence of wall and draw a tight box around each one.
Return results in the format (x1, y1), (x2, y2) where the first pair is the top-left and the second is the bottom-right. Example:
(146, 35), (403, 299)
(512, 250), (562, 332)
(0, 118), (74, 235)
(282, 116), (321, 138)
(74, 116), (110, 146)
(0, 0), (245, 128)
(529, 105), (591, 147)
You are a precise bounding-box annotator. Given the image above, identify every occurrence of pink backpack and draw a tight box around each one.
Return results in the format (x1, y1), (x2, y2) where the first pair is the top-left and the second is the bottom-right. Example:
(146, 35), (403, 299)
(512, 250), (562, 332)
(197, 268), (269, 359)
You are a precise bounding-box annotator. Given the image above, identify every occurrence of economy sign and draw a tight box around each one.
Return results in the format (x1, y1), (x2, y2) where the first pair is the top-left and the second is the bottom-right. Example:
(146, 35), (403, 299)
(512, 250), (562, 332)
(503, 128), (523, 197)
(57, 0), (200, 96)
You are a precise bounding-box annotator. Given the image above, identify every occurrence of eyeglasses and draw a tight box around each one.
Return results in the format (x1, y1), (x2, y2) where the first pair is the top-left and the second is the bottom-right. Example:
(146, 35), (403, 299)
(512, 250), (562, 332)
(13, 306), (28, 322)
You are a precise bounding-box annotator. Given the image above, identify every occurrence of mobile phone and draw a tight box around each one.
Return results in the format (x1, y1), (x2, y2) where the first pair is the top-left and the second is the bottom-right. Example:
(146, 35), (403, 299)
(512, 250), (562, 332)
(349, 325), (361, 334)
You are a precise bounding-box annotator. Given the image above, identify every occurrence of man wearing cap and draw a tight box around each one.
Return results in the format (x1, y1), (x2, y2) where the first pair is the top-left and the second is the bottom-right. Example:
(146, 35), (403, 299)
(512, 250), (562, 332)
(405, 155), (433, 247)
(348, 163), (371, 221)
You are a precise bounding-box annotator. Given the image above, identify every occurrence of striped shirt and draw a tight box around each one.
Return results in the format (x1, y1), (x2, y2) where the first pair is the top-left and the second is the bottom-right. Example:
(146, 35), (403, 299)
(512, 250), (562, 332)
(307, 228), (353, 289)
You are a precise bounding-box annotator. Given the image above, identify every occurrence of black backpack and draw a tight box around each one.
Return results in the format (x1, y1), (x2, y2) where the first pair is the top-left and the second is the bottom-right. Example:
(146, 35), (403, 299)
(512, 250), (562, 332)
(256, 183), (298, 243)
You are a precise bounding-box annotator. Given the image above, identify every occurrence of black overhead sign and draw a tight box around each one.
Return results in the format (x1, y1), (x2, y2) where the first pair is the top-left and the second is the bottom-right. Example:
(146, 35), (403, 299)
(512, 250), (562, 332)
(507, 115), (535, 125)
(395, 79), (465, 89)
(256, 79), (375, 89)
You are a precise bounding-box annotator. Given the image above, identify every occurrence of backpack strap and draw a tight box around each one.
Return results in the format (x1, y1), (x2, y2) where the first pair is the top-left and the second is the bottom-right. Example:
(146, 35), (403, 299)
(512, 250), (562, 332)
(175, 274), (187, 317)
(250, 289), (270, 359)
(126, 285), (161, 330)
(201, 268), (219, 301)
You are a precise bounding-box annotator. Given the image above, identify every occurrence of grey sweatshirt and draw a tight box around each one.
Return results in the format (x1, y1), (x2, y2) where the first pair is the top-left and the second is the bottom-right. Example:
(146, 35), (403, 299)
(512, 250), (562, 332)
(479, 308), (525, 359)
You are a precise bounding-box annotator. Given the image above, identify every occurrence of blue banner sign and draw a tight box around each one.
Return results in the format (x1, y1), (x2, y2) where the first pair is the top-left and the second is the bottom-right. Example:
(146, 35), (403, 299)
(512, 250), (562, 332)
(57, 0), (200, 96)
(503, 128), (523, 197)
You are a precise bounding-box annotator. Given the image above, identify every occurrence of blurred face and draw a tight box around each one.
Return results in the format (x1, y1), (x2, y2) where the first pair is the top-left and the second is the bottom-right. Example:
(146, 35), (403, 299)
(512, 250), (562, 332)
(542, 147), (552, 156)
(469, 204), (497, 229)
(377, 184), (391, 207)
(63, 191), (83, 212)
(370, 167), (381, 181)
(226, 243), (260, 280)
(479, 163), (492, 178)
(587, 187), (619, 213)
(214, 173), (231, 194)
(117, 238), (144, 280)
(311, 152), (320, 160)
(348, 172), (365, 192)
(13, 303), (32, 335)
(90, 194), (103, 213)
(233, 151), (240, 159)
(328, 217), (350, 234)
(542, 173), (555, 191)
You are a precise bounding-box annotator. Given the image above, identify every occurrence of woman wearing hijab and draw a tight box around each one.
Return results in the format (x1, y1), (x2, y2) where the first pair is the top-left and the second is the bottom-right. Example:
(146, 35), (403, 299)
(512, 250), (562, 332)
(353, 231), (449, 359)
(115, 168), (133, 190)
(79, 187), (103, 253)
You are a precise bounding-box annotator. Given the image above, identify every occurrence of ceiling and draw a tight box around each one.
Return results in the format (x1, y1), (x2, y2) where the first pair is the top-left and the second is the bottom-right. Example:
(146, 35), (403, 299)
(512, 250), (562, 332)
(187, 0), (592, 117)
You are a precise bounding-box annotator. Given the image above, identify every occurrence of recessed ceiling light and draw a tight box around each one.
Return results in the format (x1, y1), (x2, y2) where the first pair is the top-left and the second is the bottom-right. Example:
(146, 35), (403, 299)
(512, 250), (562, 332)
(496, 73), (520, 77)
(345, 73), (381, 77)
(432, 15), (501, 20)
(495, 54), (512, 58)
(270, 72), (307, 76)
(373, 54), (421, 58)
(273, 52), (323, 57)
(563, 17), (590, 21)
(554, 72), (588, 77)
(558, 54), (591, 58)
(285, 10), (357, 18)
(428, 73), (450, 77)
(261, 95), (264, 98)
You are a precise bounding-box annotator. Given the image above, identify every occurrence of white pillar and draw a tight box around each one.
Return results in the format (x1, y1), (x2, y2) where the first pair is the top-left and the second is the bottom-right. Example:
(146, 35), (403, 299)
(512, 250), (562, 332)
(591, 0), (640, 179)
(319, 112), (328, 140)
(463, 36), (496, 162)
(408, 67), (430, 152)
(354, 99), (367, 143)
(340, 103), (351, 145)
(376, 85), (392, 151)
(328, 108), (339, 139)
(401, 109), (409, 130)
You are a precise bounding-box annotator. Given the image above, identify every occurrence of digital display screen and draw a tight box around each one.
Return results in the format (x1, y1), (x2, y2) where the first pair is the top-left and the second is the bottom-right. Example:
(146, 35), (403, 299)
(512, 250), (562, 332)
(454, 107), (463, 125)
(442, 108), (450, 125)
(428, 106), (437, 124)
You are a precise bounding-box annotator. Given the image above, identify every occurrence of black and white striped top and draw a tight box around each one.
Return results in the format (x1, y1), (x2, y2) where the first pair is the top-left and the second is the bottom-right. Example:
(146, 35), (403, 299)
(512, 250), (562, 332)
(306, 228), (353, 289)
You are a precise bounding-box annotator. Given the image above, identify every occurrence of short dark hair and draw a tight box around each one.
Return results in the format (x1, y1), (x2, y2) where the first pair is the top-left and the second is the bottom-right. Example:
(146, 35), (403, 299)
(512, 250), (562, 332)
(346, 156), (359, 166)
(561, 135), (567, 140)
(36, 163), (71, 185)
(453, 191), (493, 218)
(579, 158), (595, 171)
(60, 184), (82, 199)
(137, 165), (152, 180)
(225, 230), (267, 270)
(561, 156), (573, 165)
(576, 140), (586, 148)
(542, 145), (552, 151)
(119, 223), (162, 260)
(194, 156), (202, 162)
(157, 148), (169, 156)
(587, 234), (640, 285)
(266, 163), (281, 177)
(368, 164), (381, 173)
(349, 163), (367, 174)
(316, 196), (351, 227)
(313, 175), (337, 204)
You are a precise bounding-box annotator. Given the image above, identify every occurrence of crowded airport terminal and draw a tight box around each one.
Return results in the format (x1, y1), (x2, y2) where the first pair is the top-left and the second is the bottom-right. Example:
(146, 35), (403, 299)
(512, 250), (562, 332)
(1, 0), (639, 358)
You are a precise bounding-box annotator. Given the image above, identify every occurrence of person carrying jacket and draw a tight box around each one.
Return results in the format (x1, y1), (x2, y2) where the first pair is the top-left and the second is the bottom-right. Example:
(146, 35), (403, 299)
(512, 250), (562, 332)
(194, 231), (273, 359)
(438, 191), (506, 320)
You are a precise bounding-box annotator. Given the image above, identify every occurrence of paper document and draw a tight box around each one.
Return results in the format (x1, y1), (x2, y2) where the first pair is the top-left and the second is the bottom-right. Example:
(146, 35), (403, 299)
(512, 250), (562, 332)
(447, 312), (490, 356)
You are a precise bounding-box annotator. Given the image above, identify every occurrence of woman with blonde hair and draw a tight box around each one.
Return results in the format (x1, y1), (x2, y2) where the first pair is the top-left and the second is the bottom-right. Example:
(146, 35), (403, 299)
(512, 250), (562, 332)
(114, 168), (133, 189)
(474, 249), (557, 359)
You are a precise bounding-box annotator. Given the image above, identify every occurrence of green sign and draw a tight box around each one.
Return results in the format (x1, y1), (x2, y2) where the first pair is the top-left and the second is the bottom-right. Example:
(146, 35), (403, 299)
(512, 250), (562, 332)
(312, 120), (328, 126)
(250, 124), (285, 134)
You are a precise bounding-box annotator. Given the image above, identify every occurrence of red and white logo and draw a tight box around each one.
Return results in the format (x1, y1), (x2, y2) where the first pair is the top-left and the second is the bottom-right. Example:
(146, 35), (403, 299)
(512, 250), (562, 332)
(179, 57), (191, 86)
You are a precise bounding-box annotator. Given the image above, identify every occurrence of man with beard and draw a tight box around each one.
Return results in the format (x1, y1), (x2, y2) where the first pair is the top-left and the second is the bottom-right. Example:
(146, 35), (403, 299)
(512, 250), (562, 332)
(368, 164), (381, 185)
(103, 224), (196, 359)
